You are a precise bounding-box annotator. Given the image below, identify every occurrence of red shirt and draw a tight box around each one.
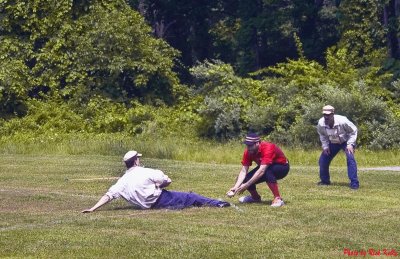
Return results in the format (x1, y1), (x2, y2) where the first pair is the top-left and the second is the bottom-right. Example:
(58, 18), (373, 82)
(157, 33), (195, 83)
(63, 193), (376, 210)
(241, 142), (287, 166)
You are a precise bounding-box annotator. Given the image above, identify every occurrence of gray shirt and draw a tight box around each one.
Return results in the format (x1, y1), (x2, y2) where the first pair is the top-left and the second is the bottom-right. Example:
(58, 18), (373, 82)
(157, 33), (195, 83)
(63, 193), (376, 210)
(317, 114), (358, 149)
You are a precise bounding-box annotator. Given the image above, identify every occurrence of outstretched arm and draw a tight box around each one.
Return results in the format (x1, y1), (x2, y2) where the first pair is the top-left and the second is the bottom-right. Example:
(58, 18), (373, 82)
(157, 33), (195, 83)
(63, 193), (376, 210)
(82, 195), (111, 213)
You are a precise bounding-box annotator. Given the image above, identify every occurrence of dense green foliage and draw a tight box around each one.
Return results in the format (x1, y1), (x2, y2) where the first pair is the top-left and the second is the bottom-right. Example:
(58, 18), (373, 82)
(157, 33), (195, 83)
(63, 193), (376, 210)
(0, 0), (181, 115)
(190, 53), (400, 149)
(1, 0), (400, 149)
(131, 0), (344, 74)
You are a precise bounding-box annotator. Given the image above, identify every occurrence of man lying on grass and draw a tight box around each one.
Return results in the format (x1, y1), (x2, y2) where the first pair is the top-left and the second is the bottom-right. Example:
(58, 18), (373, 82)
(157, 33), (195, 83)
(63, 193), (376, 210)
(82, 150), (230, 213)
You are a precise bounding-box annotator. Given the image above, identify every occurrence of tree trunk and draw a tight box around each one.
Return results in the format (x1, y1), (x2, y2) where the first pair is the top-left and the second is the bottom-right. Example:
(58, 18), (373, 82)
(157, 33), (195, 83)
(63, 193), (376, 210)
(395, 0), (400, 58)
(137, 0), (147, 16)
(385, 0), (400, 58)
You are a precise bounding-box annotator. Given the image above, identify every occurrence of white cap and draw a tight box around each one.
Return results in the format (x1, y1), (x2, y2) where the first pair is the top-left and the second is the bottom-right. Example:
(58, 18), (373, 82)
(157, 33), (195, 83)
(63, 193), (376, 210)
(322, 105), (335, 114)
(123, 150), (142, 161)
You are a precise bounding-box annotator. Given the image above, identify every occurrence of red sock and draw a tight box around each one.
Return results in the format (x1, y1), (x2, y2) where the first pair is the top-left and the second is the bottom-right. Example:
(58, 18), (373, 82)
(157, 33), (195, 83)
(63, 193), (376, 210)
(267, 182), (280, 198)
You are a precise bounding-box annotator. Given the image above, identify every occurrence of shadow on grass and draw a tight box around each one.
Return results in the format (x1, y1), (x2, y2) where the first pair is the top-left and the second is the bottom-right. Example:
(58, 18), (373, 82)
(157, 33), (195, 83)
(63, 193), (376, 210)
(329, 182), (350, 187)
(236, 200), (290, 206)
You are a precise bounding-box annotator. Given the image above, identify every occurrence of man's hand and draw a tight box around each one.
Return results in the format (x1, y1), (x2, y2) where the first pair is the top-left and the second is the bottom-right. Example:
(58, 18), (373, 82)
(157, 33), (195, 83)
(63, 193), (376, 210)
(236, 184), (248, 195)
(346, 145), (354, 154)
(226, 188), (236, 197)
(80, 195), (110, 214)
(323, 148), (330, 155)
(81, 209), (93, 213)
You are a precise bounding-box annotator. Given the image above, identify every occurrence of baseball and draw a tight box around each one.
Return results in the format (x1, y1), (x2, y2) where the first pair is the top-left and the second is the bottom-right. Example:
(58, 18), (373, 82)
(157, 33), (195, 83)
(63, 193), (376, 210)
(227, 190), (235, 197)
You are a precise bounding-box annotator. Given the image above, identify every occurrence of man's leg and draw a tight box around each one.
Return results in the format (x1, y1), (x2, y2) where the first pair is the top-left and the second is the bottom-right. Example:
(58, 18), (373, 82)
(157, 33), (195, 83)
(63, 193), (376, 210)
(318, 143), (341, 184)
(345, 147), (359, 189)
(152, 190), (229, 210)
(266, 163), (290, 198)
(243, 167), (261, 200)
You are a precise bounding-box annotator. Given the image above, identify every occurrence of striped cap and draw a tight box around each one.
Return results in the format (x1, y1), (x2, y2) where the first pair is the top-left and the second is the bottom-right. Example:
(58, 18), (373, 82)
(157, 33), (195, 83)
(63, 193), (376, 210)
(243, 133), (261, 145)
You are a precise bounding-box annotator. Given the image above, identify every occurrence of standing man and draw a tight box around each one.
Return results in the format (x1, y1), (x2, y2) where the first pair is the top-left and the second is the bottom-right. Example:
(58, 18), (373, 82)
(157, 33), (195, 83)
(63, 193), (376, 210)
(317, 105), (359, 189)
(226, 133), (290, 207)
(82, 150), (230, 213)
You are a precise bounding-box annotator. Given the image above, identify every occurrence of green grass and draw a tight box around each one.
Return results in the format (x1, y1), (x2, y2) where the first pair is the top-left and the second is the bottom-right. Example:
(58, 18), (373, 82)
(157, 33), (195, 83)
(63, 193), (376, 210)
(1, 133), (399, 166)
(0, 154), (399, 258)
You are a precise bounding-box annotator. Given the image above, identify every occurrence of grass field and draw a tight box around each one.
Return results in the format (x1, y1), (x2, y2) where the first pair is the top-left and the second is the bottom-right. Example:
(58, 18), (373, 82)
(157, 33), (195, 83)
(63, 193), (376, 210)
(0, 153), (399, 258)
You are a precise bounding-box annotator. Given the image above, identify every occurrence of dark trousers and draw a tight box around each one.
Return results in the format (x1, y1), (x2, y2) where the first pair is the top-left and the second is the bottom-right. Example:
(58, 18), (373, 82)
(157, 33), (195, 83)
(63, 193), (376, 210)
(319, 142), (359, 187)
(152, 190), (226, 210)
(243, 163), (290, 191)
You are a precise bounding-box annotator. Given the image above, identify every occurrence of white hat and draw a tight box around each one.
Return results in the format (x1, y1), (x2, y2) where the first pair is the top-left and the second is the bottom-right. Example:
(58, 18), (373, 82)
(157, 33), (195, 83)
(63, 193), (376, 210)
(322, 105), (335, 114)
(123, 150), (142, 161)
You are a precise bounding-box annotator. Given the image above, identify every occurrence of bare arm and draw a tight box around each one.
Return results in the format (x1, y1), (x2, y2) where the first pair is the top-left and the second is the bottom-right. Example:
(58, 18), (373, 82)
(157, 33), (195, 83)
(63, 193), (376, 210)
(236, 165), (268, 194)
(226, 166), (249, 196)
(81, 195), (111, 213)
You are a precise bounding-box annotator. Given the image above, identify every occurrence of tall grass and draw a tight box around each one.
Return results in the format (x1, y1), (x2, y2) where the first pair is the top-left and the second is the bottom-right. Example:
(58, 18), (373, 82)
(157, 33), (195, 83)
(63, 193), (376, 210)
(0, 133), (399, 166)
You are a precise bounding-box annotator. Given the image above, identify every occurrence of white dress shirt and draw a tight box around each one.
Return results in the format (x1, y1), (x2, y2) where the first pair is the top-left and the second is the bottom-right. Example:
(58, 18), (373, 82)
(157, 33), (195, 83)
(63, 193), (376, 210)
(106, 166), (170, 209)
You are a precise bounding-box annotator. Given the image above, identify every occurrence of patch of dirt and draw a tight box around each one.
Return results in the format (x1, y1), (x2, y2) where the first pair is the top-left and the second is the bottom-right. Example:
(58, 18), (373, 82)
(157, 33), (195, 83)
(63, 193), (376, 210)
(359, 167), (400, 171)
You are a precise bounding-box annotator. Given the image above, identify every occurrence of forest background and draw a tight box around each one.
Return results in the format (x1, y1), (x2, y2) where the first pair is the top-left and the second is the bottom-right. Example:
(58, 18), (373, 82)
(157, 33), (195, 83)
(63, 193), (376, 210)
(1, 0), (400, 154)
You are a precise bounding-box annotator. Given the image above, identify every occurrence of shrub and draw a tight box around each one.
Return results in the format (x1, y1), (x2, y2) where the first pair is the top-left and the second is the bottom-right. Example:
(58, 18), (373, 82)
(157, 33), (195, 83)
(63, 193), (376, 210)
(190, 60), (271, 140)
(364, 117), (400, 149)
(0, 100), (87, 137)
(188, 58), (400, 148)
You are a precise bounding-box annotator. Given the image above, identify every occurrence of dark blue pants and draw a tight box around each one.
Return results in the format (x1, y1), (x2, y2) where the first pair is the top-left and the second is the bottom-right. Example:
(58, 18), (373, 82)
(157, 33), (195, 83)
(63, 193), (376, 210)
(243, 163), (290, 191)
(152, 190), (228, 210)
(319, 142), (359, 188)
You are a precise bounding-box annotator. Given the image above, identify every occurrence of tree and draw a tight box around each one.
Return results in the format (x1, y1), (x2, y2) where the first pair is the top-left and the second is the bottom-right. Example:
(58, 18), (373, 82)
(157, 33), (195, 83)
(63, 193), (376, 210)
(218, 0), (299, 75)
(0, 0), (180, 117)
(295, 0), (341, 63)
(337, 0), (388, 67)
(131, 0), (343, 76)
(129, 0), (218, 81)
(384, 0), (400, 59)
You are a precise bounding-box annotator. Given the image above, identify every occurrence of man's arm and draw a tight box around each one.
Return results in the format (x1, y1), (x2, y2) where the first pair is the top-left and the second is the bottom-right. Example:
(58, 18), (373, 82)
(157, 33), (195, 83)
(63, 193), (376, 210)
(342, 118), (357, 154)
(159, 176), (172, 188)
(343, 118), (358, 146)
(152, 170), (172, 188)
(236, 165), (268, 194)
(317, 124), (330, 150)
(227, 166), (249, 195)
(82, 195), (111, 213)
